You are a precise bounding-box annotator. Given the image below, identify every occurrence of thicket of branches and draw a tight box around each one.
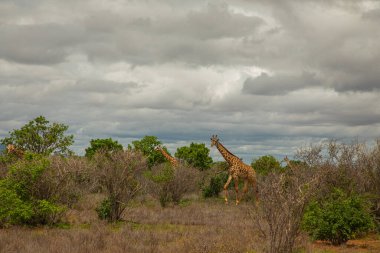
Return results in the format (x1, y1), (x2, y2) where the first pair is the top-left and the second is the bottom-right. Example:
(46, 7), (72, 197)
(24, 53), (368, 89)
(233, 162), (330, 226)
(145, 163), (200, 207)
(253, 139), (380, 253)
(91, 150), (147, 221)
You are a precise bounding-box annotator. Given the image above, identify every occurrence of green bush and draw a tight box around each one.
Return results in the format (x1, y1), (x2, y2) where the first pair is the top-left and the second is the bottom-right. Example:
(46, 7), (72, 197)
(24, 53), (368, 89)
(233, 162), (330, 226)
(34, 199), (65, 225)
(0, 156), (65, 226)
(0, 184), (33, 226)
(202, 172), (228, 198)
(251, 155), (282, 175)
(302, 188), (374, 245)
(145, 164), (174, 207)
(96, 198), (112, 220)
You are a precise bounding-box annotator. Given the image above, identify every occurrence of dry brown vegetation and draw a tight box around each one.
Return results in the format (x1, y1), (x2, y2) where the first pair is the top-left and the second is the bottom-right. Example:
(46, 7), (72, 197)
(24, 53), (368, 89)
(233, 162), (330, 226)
(146, 163), (201, 206)
(1, 195), (379, 253)
(90, 150), (147, 221)
(0, 196), (259, 253)
(252, 166), (323, 253)
(1, 140), (380, 253)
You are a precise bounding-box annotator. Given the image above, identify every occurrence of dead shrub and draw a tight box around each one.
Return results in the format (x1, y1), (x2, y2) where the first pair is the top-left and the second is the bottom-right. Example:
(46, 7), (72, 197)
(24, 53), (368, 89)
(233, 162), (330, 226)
(297, 139), (380, 223)
(252, 164), (323, 253)
(297, 139), (377, 194)
(294, 139), (380, 239)
(41, 156), (91, 207)
(146, 163), (200, 207)
(91, 150), (147, 221)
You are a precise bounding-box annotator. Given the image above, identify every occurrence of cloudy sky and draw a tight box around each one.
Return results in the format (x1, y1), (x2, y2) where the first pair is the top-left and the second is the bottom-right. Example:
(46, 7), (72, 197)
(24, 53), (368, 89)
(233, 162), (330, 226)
(1, 0), (379, 162)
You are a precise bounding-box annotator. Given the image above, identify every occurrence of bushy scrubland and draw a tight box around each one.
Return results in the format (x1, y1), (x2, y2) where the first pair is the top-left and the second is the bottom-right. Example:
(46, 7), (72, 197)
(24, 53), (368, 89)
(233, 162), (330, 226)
(0, 139), (379, 252)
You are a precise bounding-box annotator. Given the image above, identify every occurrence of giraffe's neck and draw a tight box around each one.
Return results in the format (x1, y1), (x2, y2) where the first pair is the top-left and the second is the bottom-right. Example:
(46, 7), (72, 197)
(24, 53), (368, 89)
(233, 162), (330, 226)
(160, 149), (176, 162)
(286, 160), (293, 169)
(216, 142), (239, 164)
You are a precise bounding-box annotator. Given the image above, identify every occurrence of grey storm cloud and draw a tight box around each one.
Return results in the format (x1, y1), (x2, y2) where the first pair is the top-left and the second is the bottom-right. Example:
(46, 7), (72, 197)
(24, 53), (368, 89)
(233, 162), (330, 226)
(1, 0), (380, 160)
(243, 72), (321, 95)
(363, 7), (380, 20)
(0, 23), (85, 64)
(80, 3), (266, 65)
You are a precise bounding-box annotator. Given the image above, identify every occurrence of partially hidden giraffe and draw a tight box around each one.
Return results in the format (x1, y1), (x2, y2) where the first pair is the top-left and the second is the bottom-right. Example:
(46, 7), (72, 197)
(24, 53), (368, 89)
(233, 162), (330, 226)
(155, 145), (179, 168)
(6, 144), (24, 159)
(283, 156), (295, 170)
(210, 135), (259, 205)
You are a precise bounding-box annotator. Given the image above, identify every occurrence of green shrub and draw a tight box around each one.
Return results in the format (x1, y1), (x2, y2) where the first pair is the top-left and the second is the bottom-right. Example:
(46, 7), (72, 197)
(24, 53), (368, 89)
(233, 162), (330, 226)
(7, 154), (47, 200)
(145, 163), (174, 184)
(302, 188), (374, 245)
(145, 164), (175, 207)
(34, 199), (65, 225)
(251, 155), (282, 175)
(0, 183), (33, 227)
(0, 156), (65, 226)
(202, 172), (228, 198)
(96, 198), (112, 220)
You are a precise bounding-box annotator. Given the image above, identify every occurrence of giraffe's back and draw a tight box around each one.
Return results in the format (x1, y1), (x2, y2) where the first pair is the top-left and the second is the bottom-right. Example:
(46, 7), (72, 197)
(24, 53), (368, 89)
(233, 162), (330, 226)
(243, 163), (256, 182)
(230, 162), (256, 181)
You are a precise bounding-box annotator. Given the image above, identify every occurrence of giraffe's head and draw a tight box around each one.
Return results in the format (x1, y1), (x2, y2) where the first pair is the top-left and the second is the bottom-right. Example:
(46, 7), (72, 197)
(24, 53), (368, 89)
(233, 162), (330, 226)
(282, 156), (290, 163)
(210, 135), (219, 147)
(154, 145), (162, 151)
(6, 144), (16, 153)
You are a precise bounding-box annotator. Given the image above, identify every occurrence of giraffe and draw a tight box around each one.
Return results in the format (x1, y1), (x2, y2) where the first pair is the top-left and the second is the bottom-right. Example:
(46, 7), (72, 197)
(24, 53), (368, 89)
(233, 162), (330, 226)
(283, 156), (295, 170)
(210, 135), (259, 205)
(155, 145), (179, 168)
(6, 144), (24, 159)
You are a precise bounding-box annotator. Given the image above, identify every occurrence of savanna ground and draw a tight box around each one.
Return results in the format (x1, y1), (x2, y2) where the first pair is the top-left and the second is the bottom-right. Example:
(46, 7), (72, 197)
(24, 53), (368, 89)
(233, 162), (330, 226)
(1, 193), (379, 253)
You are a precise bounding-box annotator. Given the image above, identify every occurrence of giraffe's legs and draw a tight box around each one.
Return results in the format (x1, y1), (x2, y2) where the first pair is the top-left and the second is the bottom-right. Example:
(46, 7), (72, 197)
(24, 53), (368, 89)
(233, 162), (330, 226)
(223, 175), (233, 204)
(252, 178), (259, 203)
(234, 177), (240, 205)
(238, 179), (249, 203)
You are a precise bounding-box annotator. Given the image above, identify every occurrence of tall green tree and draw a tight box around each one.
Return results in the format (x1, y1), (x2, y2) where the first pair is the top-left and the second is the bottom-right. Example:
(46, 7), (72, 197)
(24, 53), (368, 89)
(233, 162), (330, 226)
(1, 116), (74, 156)
(175, 142), (213, 170)
(251, 155), (282, 175)
(85, 138), (123, 158)
(128, 136), (166, 167)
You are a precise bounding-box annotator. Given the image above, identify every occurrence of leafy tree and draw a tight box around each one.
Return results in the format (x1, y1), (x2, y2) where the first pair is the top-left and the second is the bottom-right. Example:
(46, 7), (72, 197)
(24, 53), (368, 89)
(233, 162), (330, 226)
(251, 155), (282, 175)
(1, 116), (74, 156)
(175, 142), (213, 170)
(302, 188), (374, 245)
(85, 138), (123, 158)
(128, 136), (166, 167)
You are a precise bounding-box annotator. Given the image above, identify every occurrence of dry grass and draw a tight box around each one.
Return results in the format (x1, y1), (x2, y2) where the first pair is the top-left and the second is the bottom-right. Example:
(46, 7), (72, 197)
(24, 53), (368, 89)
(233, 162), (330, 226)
(307, 234), (380, 253)
(0, 194), (261, 253)
(0, 193), (379, 253)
